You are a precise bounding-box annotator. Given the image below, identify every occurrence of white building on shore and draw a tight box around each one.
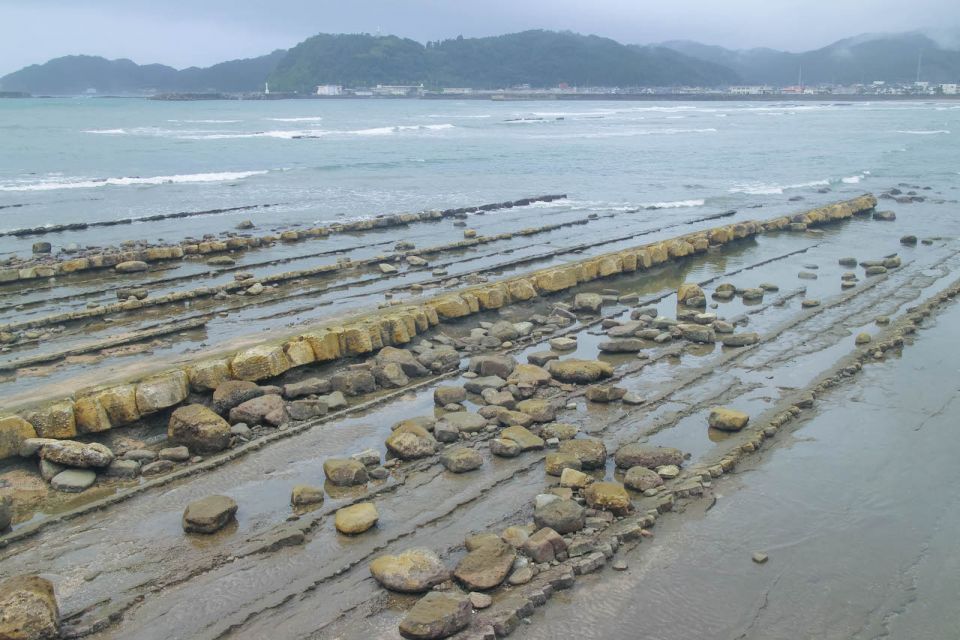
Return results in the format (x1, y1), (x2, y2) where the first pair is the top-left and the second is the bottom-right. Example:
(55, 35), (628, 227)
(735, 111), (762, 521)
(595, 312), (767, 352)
(316, 85), (343, 96)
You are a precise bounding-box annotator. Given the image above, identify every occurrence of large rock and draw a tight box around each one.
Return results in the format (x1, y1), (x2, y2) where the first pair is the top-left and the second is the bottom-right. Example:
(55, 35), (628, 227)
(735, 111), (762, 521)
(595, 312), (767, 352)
(708, 407), (750, 432)
(231, 345), (291, 381)
(213, 380), (265, 414)
(624, 466), (664, 492)
(489, 438), (522, 458)
(38, 441), (113, 468)
(398, 592), (471, 640)
(0, 575), (60, 640)
(558, 438), (607, 469)
(453, 539), (516, 590)
(386, 424), (438, 460)
(24, 402), (76, 439)
(168, 404), (231, 454)
(228, 394), (287, 427)
(468, 355), (517, 379)
(614, 444), (684, 470)
(678, 323), (716, 344)
(375, 346), (430, 377)
(182, 495), (238, 533)
(135, 371), (189, 415)
(323, 458), (369, 486)
(546, 359), (614, 384)
(500, 426), (545, 451)
(533, 498), (585, 534)
(370, 548), (449, 593)
(721, 332), (760, 347)
(545, 452), (581, 476)
(440, 448), (483, 473)
(0, 416), (38, 460)
(583, 482), (632, 515)
(335, 502), (378, 534)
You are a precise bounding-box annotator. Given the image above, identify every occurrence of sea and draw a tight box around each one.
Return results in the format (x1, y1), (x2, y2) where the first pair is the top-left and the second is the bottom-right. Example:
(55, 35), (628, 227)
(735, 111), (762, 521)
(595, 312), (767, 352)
(0, 97), (957, 255)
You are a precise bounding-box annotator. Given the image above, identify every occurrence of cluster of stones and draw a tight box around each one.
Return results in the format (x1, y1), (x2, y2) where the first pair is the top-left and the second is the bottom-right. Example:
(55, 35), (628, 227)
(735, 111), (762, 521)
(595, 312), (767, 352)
(0, 194), (879, 469)
(0, 195), (568, 283)
(877, 184), (929, 205)
(369, 439), (690, 638)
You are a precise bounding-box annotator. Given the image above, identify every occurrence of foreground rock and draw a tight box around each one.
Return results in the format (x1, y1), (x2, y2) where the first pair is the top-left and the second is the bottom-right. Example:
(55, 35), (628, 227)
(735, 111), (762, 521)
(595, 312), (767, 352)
(624, 466), (664, 492)
(398, 592), (471, 640)
(38, 440), (113, 468)
(453, 539), (516, 590)
(290, 485), (324, 507)
(708, 407), (750, 432)
(168, 404), (231, 454)
(0, 575), (60, 640)
(182, 495), (238, 534)
(370, 548), (449, 593)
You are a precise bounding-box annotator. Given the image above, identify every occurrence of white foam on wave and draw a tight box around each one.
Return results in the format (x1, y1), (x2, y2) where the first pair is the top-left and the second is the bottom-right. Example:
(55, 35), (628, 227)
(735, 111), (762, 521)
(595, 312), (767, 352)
(544, 127), (718, 139)
(168, 119), (242, 123)
(641, 199), (705, 209)
(264, 116), (324, 122)
(895, 129), (951, 135)
(180, 123), (456, 140)
(0, 170), (269, 192)
(729, 179), (830, 195)
(427, 114), (491, 118)
(842, 170), (871, 184)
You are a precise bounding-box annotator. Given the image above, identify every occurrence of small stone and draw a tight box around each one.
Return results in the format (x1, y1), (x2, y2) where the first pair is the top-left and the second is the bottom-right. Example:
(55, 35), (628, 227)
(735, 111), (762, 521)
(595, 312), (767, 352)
(370, 548), (449, 593)
(752, 552), (769, 564)
(612, 559), (628, 571)
(291, 485), (324, 507)
(182, 495), (238, 533)
(708, 407), (750, 432)
(335, 502), (378, 534)
(469, 592), (492, 609)
(855, 332), (872, 345)
(159, 446), (190, 462)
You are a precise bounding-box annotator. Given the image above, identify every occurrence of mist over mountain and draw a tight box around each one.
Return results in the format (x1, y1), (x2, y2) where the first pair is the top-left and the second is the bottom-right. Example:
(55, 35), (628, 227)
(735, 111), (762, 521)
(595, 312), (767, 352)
(2, 28), (959, 96)
(661, 32), (960, 85)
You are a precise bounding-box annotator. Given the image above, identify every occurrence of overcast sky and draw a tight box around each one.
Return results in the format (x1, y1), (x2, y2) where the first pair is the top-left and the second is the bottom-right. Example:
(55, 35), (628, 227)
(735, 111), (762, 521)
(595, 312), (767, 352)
(1, 0), (957, 75)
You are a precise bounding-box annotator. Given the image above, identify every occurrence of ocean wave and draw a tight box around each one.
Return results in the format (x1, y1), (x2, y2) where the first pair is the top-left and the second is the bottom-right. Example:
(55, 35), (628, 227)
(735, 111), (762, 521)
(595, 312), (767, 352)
(0, 170), (269, 192)
(264, 116), (324, 122)
(181, 123), (456, 140)
(841, 171), (871, 184)
(729, 179), (830, 195)
(536, 127), (718, 139)
(641, 199), (705, 209)
(427, 114), (491, 118)
(168, 119), (242, 123)
(894, 129), (950, 135)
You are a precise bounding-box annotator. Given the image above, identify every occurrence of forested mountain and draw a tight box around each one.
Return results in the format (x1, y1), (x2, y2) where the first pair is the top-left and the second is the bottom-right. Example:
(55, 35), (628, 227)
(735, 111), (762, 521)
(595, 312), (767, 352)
(0, 51), (285, 95)
(661, 33), (960, 85)
(267, 31), (741, 90)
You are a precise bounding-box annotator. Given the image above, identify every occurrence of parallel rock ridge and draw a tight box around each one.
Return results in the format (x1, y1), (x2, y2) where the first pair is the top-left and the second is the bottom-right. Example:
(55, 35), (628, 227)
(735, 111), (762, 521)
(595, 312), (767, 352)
(0, 194), (568, 280)
(0, 195), (877, 458)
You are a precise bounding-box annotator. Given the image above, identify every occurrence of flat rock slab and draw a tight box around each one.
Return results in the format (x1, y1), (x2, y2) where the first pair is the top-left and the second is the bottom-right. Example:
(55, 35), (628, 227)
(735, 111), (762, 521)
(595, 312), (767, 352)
(50, 469), (96, 493)
(182, 495), (238, 534)
(453, 539), (516, 590)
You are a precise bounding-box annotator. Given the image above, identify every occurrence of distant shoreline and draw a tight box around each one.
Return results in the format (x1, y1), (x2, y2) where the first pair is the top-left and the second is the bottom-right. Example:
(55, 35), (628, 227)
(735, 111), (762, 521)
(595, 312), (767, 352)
(5, 93), (959, 102)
